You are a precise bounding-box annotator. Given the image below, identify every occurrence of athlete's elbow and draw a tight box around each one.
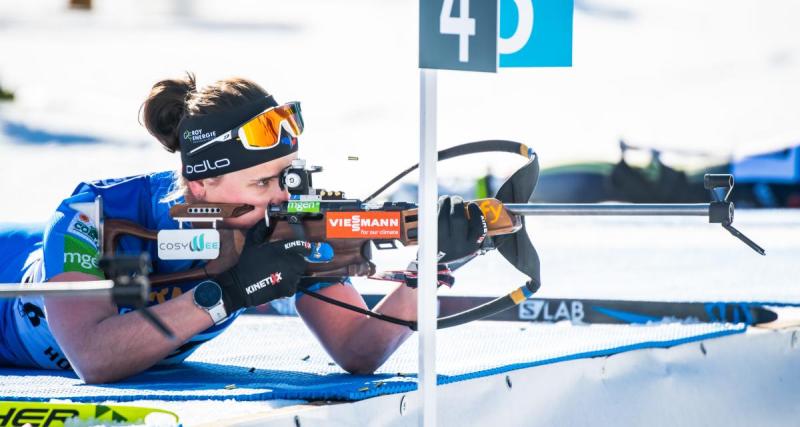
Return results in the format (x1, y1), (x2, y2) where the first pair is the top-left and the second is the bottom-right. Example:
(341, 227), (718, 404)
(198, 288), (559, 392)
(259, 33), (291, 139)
(343, 364), (378, 375)
(73, 365), (104, 384)
(75, 362), (118, 384)
(80, 370), (111, 385)
(339, 356), (382, 375)
(71, 355), (125, 384)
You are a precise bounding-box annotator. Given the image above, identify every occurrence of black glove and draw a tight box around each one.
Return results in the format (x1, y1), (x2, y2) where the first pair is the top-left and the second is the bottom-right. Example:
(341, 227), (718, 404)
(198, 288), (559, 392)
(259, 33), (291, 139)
(436, 195), (488, 264)
(216, 221), (316, 312)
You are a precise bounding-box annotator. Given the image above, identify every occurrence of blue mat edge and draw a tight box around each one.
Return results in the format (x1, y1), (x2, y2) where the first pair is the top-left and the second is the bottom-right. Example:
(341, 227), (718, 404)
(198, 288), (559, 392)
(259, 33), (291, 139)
(343, 323), (748, 400)
(1, 324), (747, 403)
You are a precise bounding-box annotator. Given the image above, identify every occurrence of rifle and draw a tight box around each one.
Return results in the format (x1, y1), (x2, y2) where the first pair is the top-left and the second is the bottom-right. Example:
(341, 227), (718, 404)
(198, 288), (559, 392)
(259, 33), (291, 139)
(102, 140), (763, 330)
(0, 140), (766, 335)
(165, 197), (521, 279)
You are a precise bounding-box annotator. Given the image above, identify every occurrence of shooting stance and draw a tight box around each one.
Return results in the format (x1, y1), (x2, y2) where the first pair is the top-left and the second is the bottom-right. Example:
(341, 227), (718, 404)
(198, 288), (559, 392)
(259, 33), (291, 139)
(0, 73), (487, 383)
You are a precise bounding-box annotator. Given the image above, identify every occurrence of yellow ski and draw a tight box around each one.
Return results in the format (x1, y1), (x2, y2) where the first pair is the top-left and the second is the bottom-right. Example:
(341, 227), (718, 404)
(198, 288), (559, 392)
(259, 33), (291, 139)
(0, 401), (179, 426)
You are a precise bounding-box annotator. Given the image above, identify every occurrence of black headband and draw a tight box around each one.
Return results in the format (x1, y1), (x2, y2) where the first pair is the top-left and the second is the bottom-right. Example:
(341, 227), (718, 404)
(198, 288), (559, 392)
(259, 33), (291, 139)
(177, 95), (298, 180)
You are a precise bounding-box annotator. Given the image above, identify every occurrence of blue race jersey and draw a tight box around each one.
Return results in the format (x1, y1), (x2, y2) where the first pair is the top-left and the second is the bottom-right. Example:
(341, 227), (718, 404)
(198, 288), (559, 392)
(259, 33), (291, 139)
(3, 171), (242, 370)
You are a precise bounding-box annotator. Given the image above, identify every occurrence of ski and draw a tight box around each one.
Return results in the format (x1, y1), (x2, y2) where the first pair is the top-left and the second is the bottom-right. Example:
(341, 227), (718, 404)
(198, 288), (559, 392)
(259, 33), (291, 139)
(250, 295), (779, 325)
(0, 401), (179, 427)
(420, 295), (780, 325)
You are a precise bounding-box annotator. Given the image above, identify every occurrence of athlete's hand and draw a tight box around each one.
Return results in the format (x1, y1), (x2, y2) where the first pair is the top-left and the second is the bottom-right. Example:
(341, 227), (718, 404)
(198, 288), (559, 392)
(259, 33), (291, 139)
(216, 220), (330, 312)
(436, 195), (488, 264)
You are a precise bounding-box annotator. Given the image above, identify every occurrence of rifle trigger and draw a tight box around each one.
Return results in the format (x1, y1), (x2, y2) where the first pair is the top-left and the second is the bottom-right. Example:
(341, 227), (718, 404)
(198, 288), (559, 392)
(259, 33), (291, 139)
(374, 240), (398, 250)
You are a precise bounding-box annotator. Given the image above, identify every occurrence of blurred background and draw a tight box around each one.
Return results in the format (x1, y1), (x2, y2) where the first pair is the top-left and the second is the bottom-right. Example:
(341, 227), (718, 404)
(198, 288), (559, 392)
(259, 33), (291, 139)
(0, 0), (797, 299)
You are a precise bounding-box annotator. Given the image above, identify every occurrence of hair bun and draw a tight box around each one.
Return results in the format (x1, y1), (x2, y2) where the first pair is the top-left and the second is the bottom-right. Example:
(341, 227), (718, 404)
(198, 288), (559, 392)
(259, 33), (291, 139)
(142, 72), (197, 153)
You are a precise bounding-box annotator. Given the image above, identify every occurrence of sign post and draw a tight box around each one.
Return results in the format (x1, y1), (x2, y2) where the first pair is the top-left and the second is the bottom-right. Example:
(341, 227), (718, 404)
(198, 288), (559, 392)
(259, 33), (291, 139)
(418, 0), (573, 424)
(417, 66), (438, 427)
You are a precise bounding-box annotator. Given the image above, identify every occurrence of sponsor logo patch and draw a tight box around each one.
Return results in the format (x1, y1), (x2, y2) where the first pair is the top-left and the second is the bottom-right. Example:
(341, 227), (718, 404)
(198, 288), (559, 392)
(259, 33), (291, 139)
(284, 240), (311, 250)
(63, 235), (103, 277)
(185, 158), (231, 176)
(518, 300), (585, 322)
(246, 272), (283, 295)
(67, 213), (99, 246)
(325, 211), (401, 239)
(479, 200), (503, 225)
(157, 229), (220, 260)
(287, 201), (320, 213)
(184, 128), (219, 144)
(190, 234), (207, 252)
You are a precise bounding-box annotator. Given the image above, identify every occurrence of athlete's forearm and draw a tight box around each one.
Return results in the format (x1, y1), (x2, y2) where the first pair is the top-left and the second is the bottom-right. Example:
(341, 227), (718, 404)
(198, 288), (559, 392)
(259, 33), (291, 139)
(46, 289), (213, 383)
(337, 284), (418, 373)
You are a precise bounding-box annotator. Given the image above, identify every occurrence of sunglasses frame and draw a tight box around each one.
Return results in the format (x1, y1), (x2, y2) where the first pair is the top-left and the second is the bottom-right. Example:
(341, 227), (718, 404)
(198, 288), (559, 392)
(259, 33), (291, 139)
(188, 101), (303, 157)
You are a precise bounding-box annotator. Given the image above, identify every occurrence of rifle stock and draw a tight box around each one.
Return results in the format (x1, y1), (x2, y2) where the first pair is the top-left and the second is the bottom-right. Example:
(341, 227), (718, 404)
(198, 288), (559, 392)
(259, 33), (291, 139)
(268, 198), (520, 277)
(269, 219), (376, 278)
(102, 198), (521, 285)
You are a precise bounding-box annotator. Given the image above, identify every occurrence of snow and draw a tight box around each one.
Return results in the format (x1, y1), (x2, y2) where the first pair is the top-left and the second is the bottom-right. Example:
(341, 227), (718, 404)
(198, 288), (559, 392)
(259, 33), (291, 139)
(361, 209), (800, 302)
(0, 0), (797, 299)
(0, 2), (799, 423)
(1, 0), (800, 220)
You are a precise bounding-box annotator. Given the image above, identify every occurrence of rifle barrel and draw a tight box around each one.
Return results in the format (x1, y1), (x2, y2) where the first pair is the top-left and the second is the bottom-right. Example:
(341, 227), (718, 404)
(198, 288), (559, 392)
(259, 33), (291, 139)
(505, 203), (711, 217)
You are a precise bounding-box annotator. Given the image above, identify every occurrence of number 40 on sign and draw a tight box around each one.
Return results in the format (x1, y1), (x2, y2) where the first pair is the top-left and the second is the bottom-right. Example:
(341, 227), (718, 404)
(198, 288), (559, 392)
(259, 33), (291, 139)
(420, 0), (573, 72)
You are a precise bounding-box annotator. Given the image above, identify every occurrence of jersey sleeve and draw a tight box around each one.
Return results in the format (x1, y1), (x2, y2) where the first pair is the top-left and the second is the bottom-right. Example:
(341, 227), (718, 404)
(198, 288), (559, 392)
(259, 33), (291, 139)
(293, 277), (353, 301)
(41, 193), (104, 281)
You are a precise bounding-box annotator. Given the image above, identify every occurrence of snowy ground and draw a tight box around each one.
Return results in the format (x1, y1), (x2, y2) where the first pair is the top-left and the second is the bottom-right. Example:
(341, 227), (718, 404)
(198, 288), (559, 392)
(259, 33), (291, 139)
(361, 209), (800, 302)
(2, 0), (800, 218)
(0, 4), (798, 424)
(0, 0), (798, 300)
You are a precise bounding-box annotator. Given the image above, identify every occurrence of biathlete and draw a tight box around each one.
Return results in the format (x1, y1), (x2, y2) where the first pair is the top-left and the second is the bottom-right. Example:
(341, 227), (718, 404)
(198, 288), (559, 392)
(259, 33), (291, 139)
(0, 74), (487, 383)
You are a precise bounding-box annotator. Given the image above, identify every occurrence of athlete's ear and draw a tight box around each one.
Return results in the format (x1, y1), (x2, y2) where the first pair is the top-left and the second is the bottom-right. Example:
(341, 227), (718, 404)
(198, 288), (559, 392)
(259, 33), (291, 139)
(186, 179), (207, 201)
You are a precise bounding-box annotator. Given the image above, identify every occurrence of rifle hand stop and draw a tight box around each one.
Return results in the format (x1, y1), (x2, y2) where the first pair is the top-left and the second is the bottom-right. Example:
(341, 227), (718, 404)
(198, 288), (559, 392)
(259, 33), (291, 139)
(704, 174), (765, 255)
(99, 254), (176, 339)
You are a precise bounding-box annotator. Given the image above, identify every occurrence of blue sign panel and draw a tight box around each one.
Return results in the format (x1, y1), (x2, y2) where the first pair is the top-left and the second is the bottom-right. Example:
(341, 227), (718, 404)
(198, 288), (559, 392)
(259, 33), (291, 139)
(498, 0), (574, 67)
